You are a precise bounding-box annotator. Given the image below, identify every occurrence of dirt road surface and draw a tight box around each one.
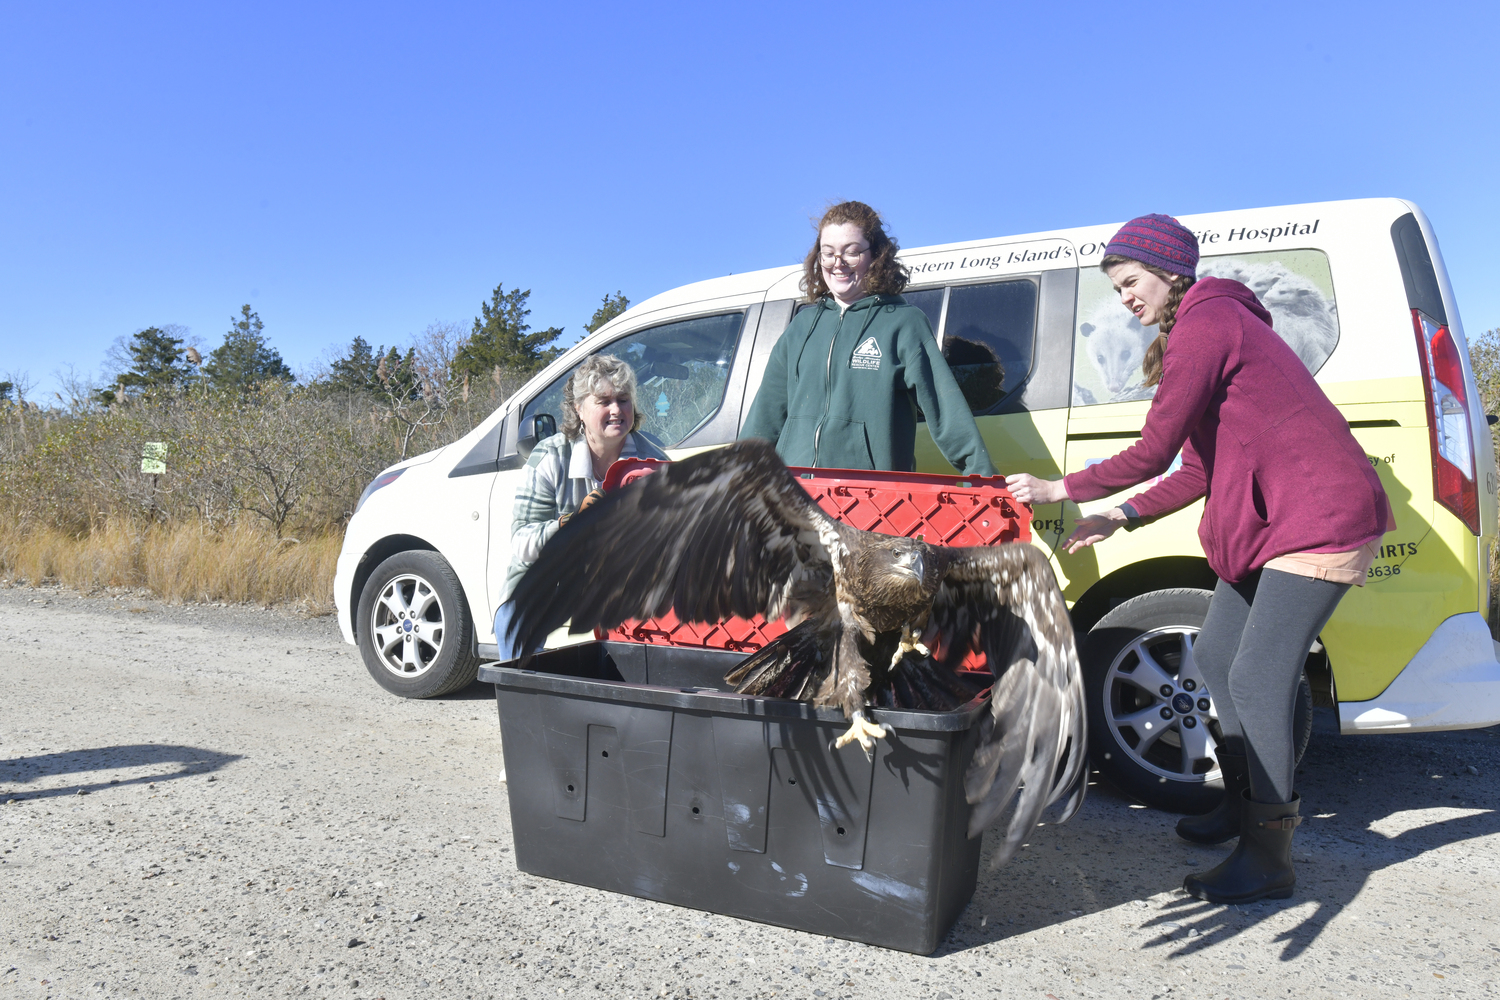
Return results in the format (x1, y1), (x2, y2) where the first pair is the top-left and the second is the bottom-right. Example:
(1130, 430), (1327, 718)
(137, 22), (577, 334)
(3, 583), (1499, 999)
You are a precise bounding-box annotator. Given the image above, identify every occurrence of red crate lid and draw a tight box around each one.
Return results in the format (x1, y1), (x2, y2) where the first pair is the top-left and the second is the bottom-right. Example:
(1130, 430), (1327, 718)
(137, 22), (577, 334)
(597, 457), (1030, 662)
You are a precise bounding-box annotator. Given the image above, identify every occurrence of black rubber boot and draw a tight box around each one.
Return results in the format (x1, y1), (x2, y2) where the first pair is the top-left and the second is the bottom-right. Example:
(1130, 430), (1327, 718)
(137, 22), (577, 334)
(1176, 751), (1250, 845)
(1183, 792), (1301, 904)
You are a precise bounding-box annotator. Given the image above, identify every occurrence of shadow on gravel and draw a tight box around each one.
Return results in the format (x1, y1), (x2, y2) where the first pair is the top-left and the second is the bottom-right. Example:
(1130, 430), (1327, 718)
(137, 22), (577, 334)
(1143, 721), (1500, 962)
(934, 713), (1500, 962)
(0, 744), (243, 800)
(434, 680), (500, 702)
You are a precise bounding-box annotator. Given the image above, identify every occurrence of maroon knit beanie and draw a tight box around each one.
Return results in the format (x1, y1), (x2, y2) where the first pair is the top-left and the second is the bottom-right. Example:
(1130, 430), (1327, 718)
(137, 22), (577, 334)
(1104, 214), (1199, 277)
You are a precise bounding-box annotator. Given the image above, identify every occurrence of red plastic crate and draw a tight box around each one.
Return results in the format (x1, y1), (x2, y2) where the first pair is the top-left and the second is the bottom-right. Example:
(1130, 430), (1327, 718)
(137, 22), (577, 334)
(599, 460), (1030, 660)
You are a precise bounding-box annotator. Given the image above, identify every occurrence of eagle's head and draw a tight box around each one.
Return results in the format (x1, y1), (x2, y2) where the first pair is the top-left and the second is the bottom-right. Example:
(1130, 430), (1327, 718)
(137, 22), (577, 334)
(890, 545), (925, 583)
(869, 537), (932, 598)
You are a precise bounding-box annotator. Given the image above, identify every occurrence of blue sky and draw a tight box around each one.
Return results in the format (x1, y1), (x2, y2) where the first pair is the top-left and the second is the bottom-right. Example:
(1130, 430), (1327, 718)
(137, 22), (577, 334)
(2, 1), (1496, 400)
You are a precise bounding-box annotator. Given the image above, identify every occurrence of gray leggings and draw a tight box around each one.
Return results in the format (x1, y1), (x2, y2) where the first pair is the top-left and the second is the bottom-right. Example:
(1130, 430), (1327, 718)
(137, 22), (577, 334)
(1193, 568), (1349, 804)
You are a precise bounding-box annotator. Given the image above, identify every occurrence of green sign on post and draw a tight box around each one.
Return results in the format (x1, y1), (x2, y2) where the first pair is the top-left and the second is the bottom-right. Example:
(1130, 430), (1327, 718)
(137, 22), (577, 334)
(141, 442), (168, 475)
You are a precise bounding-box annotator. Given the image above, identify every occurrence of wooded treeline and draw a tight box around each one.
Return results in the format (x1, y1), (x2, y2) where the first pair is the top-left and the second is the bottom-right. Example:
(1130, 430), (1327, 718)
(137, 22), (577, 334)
(1, 311), (1497, 610)
(0, 287), (629, 542)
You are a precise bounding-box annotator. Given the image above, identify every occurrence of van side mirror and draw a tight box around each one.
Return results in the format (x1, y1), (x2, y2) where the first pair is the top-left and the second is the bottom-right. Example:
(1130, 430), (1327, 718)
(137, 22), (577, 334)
(517, 413), (557, 458)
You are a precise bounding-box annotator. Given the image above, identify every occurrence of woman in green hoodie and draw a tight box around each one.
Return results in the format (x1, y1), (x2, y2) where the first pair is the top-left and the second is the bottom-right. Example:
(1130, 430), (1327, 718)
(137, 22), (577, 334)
(739, 201), (997, 476)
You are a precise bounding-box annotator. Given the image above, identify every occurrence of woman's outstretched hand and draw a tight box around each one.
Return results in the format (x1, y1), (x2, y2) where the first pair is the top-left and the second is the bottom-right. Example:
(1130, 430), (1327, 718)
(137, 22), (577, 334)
(1065, 509), (1128, 553)
(1002, 474), (1127, 552)
(1004, 473), (1069, 505)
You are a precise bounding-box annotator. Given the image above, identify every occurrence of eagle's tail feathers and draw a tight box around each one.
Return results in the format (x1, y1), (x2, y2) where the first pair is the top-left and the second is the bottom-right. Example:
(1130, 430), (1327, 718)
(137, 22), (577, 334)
(913, 657), (988, 708)
(762, 663), (808, 700)
(722, 638), (791, 691)
(896, 661), (933, 707)
(881, 656), (968, 712)
(890, 669), (918, 711)
(724, 620), (827, 700)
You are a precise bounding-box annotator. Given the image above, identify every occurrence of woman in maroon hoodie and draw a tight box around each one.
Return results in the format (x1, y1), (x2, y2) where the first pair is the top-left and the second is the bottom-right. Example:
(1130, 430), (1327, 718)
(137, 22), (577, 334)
(1008, 214), (1391, 905)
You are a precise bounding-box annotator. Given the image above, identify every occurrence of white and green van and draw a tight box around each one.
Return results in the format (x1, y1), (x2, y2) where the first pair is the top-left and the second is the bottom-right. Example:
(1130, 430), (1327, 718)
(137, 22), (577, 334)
(335, 197), (1499, 811)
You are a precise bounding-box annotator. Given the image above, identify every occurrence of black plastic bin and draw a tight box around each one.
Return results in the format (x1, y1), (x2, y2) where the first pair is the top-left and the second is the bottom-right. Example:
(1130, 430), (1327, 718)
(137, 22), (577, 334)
(480, 640), (990, 954)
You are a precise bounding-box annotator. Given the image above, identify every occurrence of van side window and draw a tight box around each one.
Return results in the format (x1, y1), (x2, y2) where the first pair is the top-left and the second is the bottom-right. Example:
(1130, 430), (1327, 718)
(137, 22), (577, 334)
(1071, 248), (1341, 406)
(941, 279), (1039, 414)
(521, 312), (746, 450)
(902, 287), (944, 335)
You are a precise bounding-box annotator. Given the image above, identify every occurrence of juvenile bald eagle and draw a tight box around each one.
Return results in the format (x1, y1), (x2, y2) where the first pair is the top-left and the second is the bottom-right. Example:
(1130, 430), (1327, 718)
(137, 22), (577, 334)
(507, 439), (1086, 859)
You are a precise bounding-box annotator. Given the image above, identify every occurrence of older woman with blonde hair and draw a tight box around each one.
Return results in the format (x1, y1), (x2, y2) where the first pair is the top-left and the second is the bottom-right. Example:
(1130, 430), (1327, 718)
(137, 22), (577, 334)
(495, 353), (668, 659)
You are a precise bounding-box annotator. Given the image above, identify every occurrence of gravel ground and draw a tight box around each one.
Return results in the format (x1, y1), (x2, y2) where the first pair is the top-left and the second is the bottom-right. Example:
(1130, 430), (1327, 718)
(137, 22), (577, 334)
(2, 582), (1499, 1000)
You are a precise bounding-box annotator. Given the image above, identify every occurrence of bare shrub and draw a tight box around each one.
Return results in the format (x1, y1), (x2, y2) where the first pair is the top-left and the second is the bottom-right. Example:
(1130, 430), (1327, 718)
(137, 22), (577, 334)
(0, 356), (533, 605)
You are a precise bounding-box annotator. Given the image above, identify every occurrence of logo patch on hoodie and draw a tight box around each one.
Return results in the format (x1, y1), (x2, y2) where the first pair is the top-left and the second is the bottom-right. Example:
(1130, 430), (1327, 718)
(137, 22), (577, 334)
(850, 336), (882, 371)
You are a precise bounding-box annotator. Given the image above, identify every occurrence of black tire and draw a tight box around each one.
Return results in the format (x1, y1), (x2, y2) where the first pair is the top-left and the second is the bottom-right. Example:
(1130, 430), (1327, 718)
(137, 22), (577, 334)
(1081, 587), (1313, 813)
(357, 550), (480, 699)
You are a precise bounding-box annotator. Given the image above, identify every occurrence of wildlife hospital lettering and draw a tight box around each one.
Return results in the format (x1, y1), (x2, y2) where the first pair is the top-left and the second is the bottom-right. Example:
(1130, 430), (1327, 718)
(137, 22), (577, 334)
(1078, 219), (1323, 259)
(909, 221), (1325, 274)
(905, 240), (1073, 276)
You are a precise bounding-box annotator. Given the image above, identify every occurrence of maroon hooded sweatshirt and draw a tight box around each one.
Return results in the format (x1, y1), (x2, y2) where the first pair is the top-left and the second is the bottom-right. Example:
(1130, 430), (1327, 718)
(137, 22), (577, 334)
(1062, 277), (1390, 583)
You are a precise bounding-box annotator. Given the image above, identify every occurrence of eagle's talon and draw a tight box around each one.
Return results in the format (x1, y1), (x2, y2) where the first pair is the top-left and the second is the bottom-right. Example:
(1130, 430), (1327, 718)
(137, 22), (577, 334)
(832, 711), (892, 759)
(890, 624), (932, 668)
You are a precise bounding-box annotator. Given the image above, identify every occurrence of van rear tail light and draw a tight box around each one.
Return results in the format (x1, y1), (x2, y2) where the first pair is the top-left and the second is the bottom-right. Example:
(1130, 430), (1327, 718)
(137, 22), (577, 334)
(1413, 309), (1480, 534)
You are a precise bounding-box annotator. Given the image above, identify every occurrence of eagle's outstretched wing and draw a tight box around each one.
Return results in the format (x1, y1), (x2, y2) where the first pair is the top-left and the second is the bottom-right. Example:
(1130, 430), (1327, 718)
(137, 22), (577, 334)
(930, 543), (1087, 863)
(507, 439), (846, 659)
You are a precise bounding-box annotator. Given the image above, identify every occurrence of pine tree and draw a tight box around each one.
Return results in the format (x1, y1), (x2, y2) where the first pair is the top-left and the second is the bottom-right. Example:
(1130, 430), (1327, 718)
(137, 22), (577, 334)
(204, 305), (294, 393)
(116, 326), (195, 393)
(585, 291), (630, 334)
(376, 345), (419, 399)
(324, 336), (383, 394)
(451, 284), (563, 382)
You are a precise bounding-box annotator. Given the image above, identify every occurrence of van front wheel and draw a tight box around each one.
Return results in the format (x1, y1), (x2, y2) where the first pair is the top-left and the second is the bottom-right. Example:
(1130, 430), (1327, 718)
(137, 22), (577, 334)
(1080, 588), (1313, 814)
(357, 550), (480, 699)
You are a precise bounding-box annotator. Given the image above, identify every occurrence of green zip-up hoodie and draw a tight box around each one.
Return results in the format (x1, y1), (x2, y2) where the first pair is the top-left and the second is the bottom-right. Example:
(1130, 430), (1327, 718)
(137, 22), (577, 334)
(740, 294), (997, 475)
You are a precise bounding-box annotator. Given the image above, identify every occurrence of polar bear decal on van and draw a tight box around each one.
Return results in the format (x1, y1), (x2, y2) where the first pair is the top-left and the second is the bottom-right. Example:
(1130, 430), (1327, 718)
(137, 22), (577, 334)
(1194, 257), (1340, 374)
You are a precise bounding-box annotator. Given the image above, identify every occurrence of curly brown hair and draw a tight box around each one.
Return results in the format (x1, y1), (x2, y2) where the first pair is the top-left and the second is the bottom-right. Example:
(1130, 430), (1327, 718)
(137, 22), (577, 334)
(801, 201), (909, 303)
(1101, 254), (1197, 388)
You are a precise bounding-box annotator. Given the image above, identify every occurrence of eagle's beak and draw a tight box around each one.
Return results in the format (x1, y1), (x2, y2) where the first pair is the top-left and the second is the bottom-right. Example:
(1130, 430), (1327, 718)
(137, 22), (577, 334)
(895, 551), (924, 580)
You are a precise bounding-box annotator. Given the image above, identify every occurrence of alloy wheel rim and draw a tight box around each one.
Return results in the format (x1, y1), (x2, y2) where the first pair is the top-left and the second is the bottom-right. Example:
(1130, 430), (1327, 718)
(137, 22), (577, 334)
(1101, 626), (1223, 784)
(370, 574), (446, 679)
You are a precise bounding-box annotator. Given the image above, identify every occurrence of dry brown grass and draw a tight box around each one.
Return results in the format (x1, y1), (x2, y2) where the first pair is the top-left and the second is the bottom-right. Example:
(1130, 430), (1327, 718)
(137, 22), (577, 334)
(0, 521), (339, 612)
(0, 343), (540, 614)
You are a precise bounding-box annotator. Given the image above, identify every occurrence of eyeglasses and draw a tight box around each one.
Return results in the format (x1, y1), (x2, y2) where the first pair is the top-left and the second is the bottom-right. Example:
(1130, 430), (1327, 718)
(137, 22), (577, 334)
(819, 245), (871, 267)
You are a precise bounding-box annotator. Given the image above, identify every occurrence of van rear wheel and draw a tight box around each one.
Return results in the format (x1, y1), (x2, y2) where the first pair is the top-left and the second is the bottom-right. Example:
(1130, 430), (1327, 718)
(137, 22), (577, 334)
(1080, 588), (1313, 814)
